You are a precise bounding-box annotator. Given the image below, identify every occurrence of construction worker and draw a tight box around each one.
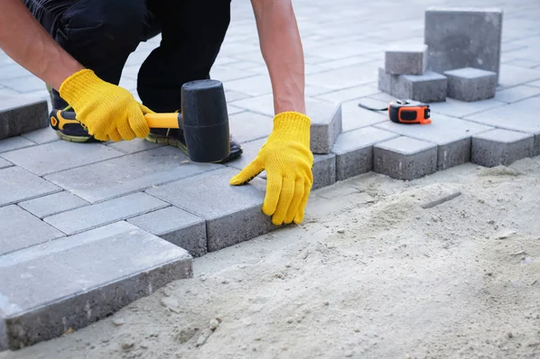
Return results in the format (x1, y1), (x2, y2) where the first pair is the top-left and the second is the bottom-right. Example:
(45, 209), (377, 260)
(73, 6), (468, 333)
(0, 0), (313, 226)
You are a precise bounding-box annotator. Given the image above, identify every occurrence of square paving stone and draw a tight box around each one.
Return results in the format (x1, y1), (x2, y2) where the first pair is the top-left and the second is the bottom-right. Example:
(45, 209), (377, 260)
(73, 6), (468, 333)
(341, 100), (389, 133)
(494, 85), (540, 103)
(444, 67), (497, 102)
(147, 167), (275, 252)
(0, 136), (34, 153)
(0, 166), (60, 206)
(1, 141), (124, 176)
(0, 205), (64, 256)
(312, 153), (336, 190)
(0, 221), (192, 350)
(44, 192), (168, 235)
(20, 128), (59, 144)
(472, 129), (534, 167)
(228, 111), (274, 143)
(0, 157), (11, 169)
(44, 147), (221, 203)
(498, 64), (540, 88)
(18, 191), (89, 218)
(128, 207), (207, 257)
(428, 98), (506, 118)
(308, 99), (342, 154)
(0, 96), (48, 140)
(384, 44), (427, 75)
(378, 68), (448, 103)
(105, 138), (162, 154)
(305, 62), (378, 90)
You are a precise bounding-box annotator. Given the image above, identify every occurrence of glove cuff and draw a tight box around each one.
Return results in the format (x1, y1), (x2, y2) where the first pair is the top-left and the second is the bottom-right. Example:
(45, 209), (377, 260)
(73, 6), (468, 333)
(59, 69), (103, 107)
(272, 111), (311, 144)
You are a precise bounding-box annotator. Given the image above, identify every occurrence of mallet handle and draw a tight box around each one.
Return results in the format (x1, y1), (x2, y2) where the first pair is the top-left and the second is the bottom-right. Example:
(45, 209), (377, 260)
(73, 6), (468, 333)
(144, 113), (182, 129)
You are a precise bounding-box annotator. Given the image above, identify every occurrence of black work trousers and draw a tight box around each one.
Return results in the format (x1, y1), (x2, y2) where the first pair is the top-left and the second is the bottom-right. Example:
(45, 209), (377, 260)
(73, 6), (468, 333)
(24, 0), (231, 112)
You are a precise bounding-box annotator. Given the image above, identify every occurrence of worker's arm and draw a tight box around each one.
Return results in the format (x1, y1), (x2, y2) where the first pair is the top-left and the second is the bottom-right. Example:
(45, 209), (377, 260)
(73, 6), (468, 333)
(0, 0), (84, 90)
(250, 0), (306, 115)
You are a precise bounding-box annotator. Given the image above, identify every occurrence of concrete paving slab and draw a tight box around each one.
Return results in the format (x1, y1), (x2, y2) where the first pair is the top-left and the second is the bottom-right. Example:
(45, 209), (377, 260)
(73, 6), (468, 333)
(228, 111), (273, 143)
(0, 205), (64, 256)
(498, 64), (540, 88)
(494, 85), (540, 103)
(472, 129), (534, 167)
(0, 221), (192, 350)
(0, 157), (11, 169)
(378, 68), (448, 103)
(18, 191), (89, 218)
(105, 138), (162, 154)
(0, 96), (48, 140)
(341, 100), (389, 133)
(308, 99), (342, 154)
(1, 75), (46, 93)
(20, 128), (58, 144)
(428, 98), (506, 118)
(445, 68), (497, 102)
(0, 136), (34, 153)
(312, 153), (336, 190)
(44, 192), (168, 235)
(384, 44), (427, 75)
(0, 166), (60, 206)
(306, 62), (378, 90)
(44, 147), (221, 203)
(314, 84), (380, 104)
(225, 75), (272, 96)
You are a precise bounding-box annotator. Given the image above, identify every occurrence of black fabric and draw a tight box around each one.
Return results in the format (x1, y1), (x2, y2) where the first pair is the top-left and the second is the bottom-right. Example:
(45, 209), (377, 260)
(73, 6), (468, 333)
(24, 0), (231, 112)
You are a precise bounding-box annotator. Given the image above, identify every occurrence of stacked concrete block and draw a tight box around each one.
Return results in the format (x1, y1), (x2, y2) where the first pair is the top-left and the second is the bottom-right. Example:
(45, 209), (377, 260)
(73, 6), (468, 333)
(444, 67), (497, 101)
(385, 45), (427, 75)
(378, 69), (448, 103)
(0, 96), (48, 140)
(425, 7), (503, 83)
(0, 222), (192, 350)
(374, 137), (438, 180)
(307, 99), (342, 154)
(472, 129), (534, 167)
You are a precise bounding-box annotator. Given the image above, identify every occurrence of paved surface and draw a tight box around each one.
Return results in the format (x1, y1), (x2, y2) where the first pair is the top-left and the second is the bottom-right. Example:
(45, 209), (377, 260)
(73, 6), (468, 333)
(1, 0), (540, 350)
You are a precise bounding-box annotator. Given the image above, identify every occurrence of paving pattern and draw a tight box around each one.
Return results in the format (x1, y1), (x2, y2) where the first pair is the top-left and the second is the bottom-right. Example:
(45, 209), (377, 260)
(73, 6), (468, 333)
(1, 0), (540, 350)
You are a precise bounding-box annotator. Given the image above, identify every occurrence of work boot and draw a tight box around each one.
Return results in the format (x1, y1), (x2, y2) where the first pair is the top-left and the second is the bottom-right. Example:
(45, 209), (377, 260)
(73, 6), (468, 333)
(145, 128), (243, 164)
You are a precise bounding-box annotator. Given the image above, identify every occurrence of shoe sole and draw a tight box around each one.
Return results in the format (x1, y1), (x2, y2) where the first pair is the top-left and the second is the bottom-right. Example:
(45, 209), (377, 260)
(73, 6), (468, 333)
(54, 131), (98, 143)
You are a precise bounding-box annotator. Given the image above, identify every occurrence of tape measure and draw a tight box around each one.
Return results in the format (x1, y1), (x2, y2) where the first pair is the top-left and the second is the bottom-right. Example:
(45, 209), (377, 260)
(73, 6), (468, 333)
(358, 99), (431, 125)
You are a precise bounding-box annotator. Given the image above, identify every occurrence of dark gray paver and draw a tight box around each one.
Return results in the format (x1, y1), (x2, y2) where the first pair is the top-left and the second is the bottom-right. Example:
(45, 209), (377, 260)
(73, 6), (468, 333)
(374, 137), (438, 180)
(147, 167), (275, 252)
(472, 129), (534, 167)
(44, 147), (221, 203)
(225, 137), (265, 172)
(312, 153), (336, 190)
(44, 192), (168, 235)
(384, 44), (427, 75)
(1, 141), (124, 176)
(444, 68), (497, 102)
(0, 205), (64, 256)
(0, 136), (34, 153)
(425, 7), (503, 82)
(375, 115), (493, 170)
(0, 96), (48, 140)
(0, 166), (60, 206)
(341, 100), (388, 133)
(0, 157), (11, 169)
(0, 221), (192, 350)
(18, 191), (89, 218)
(20, 128), (59, 145)
(331, 126), (399, 181)
(308, 99), (342, 154)
(378, 68), (447, 103)
(128, 206), (207, 257)
(228, 111), (273, 143)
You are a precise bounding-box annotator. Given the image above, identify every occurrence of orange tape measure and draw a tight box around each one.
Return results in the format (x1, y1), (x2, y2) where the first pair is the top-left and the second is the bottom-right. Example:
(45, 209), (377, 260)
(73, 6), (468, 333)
(358, 99), (431, 125)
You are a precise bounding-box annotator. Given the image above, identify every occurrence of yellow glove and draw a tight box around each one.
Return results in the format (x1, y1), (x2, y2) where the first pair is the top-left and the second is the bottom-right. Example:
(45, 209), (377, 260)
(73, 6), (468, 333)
(59, 69), (152, 142)
(230, 111), (314, 225)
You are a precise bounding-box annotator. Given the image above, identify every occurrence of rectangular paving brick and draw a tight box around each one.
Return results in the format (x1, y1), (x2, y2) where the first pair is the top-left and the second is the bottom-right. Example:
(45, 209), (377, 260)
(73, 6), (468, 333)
(425, 8), (503, 82)
(0, 166), (60, 206)
(0, 136), (34, 153)
(1, 141), (124, 176)
(308, 99), (342, 154)
(374, 137), (438, 180)
(44, 192), (168, 235)
(428, 98), (506, 118)
(306, 62), (378, 90)
(498, 64), (540, 88)
(105, 138), (162, 154)
(1, 75), (46, 93)
(21, 128), (59, 144)
(128, 206), (207, 257)
(147, 167), (275, 252)
(375, 115), (493, 170)
(44, 147), (221, 203)
(472, 129), (534, 167)
(315, 84), (379, 104)
(228, 111), (274, 143)
(0, 157), (11, 169)
(0, 96), (48, 140)
(385, 44), (427, 75)
(0, 205), (64, 256)
(0, 221), (192, 350)
(18, 191), (88, 218)
(444, 68), (497, 102)
(378, 68), (447, 103)
(494, 85), (540, 104)
(341, 100), (388, 133)
(332, 126), (399, 181)
(312, 153), (336, 190)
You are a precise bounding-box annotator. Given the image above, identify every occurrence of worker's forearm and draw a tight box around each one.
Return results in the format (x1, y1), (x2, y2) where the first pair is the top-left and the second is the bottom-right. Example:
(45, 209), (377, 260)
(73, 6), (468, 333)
(0, 0), (84, 90)
(252, 0), (306, 115)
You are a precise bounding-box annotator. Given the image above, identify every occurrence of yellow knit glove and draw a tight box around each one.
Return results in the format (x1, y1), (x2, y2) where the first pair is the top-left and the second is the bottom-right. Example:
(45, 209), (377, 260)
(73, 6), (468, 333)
(230, 112), (314, 225)
(59, 69), (152, 142)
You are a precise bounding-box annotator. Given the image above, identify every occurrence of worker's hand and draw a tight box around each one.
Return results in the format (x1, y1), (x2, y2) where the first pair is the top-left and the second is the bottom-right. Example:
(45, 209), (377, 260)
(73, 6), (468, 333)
(59, 69), (152, 142)
(230, 111), (313, 225)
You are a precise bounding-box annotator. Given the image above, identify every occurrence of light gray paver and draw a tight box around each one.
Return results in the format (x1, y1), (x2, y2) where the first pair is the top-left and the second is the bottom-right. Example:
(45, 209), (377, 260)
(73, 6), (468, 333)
(147, 167), (275, 252)
(44, 192), (169, 235)
(312, 153), (336, 190)
(0, 96), (48, 140)
(444, 68), (497, 102)
(308, 99), (342, 154)
(128, 206), (207, 257)
(378, 68), (448, 103)
(384, 44), (427, 75)
(0, 136), (34, 153)
(0, 205), (64, 256)
(1, 141), (124, 176)
(331, 126), (399, 181)
(0, 157), (11, 169)
(0, 221), (192, 351)
(44, 147), (221, 203)
(494, 85), (540, 103)
(18, 191), (89, 218)
(428, 98), (506, 118)
(228, 111), (274, 143)
(20, 128), (58, 144)
(374, 137), (438, 180)
(0, 166), (60, 207)
(498, 64), (540, 88)
(341, 100), (388, 133)
(105, 138), (162, 154)
(472, 129), (534, 167)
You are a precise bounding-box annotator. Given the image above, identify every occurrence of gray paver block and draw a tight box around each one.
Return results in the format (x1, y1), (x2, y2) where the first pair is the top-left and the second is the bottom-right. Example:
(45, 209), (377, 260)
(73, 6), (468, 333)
(312, 153), (336, 190)
(0, 205), (64, 256)
(18, 191), (88, 218)
(425, 7), (503, 82)
(374, 137), (438, 180)
(228, 111), (273, 143)
(147, 167), (275, 252)
(0, 157), (11, 169)
(307, 99), (342, 154)
(1, 141), (124, 176)
(0, 96), (48, 140)
(494, 85), (540, 104)
(128, 207), (207, 257)
(378, 68), (447, 103)
(341, 100), (388, 133)
(0, 221), (192, 350)
(0, 166), (60, 206)
(21, 128), (59, 145)
(444, 67), (497, 102)
(0, 136), (34, 153)
(105, 138), (161, 154)
(331, 126), (399, 181)
(44, 192), (168, 235)
(471, 129), (534, 167)
(385, 44), (427, 75)
(44, 147), (221, 203)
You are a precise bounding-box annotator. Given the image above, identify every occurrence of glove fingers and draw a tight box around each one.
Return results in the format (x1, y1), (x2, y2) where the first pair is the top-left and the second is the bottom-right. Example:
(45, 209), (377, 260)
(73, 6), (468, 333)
(129, 107), (150, 139)
(284, 178), (304, 224)
(293, 182), (312, 224)
(107, 128), (122, 142)
(117, 119), (137, 141)
(230, 159), (264, 186)
(139, 103), (155, 114)
(262, 171), (283, 218)
(271, 176), (295, 225)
